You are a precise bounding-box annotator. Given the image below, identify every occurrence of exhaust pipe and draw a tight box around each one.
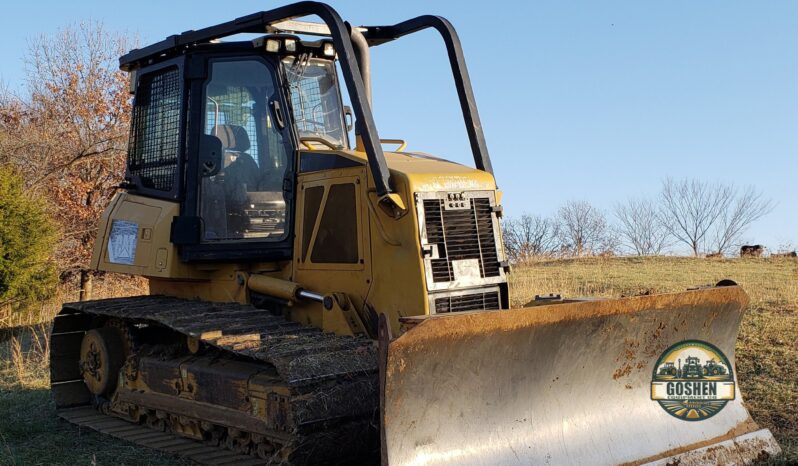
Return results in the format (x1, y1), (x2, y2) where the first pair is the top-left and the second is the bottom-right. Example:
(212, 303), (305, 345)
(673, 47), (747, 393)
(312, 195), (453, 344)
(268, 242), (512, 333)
(350, 27), (371, 105)
(350, 26), (371, 153)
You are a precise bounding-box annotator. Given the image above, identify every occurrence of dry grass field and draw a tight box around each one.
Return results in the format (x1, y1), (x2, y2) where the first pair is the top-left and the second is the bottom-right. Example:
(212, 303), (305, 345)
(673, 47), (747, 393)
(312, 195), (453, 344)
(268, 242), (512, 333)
(0, 257), (795, 465)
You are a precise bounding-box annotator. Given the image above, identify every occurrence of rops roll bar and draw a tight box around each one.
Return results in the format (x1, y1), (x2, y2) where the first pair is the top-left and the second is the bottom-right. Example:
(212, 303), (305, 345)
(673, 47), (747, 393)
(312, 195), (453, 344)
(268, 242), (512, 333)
(120, 2), (494, 217)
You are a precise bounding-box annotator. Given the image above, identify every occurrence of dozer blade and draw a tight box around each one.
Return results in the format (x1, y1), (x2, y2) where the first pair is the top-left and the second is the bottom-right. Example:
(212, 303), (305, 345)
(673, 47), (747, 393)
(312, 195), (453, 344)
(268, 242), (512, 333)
(380, 285), (780, 465)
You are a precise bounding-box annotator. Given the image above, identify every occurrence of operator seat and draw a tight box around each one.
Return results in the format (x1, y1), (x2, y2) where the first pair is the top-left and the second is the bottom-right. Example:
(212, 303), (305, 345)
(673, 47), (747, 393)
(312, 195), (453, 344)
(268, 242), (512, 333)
(211, 124), (260, 236)
(193, 125), (252, 238)
(214, 124), (259, 188)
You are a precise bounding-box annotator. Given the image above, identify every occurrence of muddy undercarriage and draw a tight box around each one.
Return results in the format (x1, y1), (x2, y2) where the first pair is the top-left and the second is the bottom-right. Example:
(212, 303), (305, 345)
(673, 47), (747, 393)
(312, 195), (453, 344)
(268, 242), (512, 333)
(50, 296), (379, 465)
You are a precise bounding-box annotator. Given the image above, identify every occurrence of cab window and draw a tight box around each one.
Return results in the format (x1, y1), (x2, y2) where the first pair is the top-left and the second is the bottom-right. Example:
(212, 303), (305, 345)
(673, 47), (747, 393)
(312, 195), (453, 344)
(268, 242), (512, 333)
(283, 57), (348, 149)
(199, 59), (290, 241)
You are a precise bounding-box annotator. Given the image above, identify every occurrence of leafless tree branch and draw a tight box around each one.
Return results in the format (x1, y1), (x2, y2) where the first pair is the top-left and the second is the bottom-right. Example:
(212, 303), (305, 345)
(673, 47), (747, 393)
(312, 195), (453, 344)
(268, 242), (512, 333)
(556, 201), (614, 256)
(502, 214), (560, 263)
(659, 178), (732, 256)
(614, 198), (670, 255)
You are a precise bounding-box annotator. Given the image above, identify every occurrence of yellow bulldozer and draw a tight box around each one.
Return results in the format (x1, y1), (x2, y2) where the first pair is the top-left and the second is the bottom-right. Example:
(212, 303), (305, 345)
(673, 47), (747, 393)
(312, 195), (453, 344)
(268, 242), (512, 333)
(49, 2), (780, 464)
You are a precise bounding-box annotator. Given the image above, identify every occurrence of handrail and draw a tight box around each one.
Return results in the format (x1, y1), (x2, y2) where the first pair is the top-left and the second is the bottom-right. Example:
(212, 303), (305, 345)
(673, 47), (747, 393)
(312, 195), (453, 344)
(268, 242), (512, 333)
(300, 136), (343, 151)
(380, 139), (407, 152)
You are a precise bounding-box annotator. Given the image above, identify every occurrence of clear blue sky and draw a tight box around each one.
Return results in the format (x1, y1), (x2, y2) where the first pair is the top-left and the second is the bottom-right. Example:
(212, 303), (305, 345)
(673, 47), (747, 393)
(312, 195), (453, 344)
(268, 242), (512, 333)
(2, 1), (796, 251)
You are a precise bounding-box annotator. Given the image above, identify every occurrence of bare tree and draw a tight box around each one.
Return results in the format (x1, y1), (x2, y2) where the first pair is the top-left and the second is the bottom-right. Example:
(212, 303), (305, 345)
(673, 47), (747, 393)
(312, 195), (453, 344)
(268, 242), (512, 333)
(0, 22), (133, 293)
(502, 214), (560, 262)
(710, 186), (774, 254)
(556, 201), (612, 256)
(614, 198), (669, 256)
(659, 178), (732, 256)
(659, 178), (773, 256)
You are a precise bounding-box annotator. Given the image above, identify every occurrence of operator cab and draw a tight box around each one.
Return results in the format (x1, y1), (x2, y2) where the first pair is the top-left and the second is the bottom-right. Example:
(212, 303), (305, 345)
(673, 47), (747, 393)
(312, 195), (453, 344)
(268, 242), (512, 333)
(199, 37), (351, 249)
(125, 35), (353, 260)
(119, 11), (496, 275)
(199, 39), (349, 243)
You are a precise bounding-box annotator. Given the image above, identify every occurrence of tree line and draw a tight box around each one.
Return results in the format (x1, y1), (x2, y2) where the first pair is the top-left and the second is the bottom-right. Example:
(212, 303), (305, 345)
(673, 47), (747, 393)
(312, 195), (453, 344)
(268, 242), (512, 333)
(0, 23), (131, 319)
(502, 178), (774, 262)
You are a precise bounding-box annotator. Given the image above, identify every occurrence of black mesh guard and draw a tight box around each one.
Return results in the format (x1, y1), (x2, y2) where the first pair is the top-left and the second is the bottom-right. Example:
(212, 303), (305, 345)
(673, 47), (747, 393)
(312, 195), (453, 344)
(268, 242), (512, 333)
(434, 291), (500, 313)
(127, 67), (181, 192)
(424, 198), (501, 283)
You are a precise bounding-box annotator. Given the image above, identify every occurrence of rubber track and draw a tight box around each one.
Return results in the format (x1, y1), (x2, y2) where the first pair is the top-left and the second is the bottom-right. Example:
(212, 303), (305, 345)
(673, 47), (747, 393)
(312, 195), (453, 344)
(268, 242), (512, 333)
(51, 295), (379, 464)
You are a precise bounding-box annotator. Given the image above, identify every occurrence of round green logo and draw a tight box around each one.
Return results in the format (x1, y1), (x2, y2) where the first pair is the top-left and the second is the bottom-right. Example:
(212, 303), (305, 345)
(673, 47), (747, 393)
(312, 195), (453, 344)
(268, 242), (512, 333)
(650, 340), (735, 421)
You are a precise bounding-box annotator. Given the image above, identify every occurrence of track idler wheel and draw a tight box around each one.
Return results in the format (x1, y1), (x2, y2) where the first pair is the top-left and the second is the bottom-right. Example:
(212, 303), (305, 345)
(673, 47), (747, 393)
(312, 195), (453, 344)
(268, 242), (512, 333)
(79, 327), (126, 396)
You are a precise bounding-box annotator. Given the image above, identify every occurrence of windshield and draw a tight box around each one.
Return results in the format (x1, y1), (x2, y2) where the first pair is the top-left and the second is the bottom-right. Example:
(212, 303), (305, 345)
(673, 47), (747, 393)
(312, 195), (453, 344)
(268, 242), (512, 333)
(282, 56), (348, 148)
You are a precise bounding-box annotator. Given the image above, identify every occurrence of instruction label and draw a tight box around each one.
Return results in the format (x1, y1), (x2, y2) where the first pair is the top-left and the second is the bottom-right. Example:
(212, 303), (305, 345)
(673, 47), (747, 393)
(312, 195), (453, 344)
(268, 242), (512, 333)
(108, 220), (138, 265)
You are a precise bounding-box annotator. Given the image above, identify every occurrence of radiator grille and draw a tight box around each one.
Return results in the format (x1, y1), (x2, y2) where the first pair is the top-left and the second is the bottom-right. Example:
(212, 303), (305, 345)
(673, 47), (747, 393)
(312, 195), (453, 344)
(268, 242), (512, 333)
(435, 291), (500, 314)
(423, 198), (501, 283)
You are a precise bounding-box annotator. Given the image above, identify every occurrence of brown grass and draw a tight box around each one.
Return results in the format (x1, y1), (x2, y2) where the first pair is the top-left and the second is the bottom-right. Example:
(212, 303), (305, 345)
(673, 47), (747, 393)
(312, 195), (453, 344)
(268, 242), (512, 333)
(0, 274), (185, 466)
(0, 273), (148, 329)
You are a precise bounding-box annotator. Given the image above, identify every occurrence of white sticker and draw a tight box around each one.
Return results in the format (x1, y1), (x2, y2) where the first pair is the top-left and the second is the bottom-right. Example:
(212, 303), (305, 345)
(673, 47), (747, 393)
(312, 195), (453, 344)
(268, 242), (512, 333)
(108, 220), (138, 265)
(451, 258), (481, 281)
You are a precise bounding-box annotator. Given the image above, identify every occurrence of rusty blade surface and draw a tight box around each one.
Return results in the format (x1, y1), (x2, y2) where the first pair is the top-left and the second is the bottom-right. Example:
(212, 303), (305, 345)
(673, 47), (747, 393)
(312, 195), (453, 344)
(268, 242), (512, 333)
(382, 286), (780, 465)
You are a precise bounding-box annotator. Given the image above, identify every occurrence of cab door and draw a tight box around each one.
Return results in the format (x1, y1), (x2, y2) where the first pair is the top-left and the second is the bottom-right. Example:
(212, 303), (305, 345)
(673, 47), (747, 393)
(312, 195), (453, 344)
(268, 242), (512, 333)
(176, 53), (297, 262)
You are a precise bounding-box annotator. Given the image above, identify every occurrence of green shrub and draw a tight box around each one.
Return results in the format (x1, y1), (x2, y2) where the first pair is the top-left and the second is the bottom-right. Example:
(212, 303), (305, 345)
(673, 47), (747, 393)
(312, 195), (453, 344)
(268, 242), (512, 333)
(0, 167), (57, 321)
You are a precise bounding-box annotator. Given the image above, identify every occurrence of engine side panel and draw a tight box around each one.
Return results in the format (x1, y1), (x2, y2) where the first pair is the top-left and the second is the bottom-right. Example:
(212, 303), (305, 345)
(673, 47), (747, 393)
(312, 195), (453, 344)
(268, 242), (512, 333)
(91, 192), (197, 279)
